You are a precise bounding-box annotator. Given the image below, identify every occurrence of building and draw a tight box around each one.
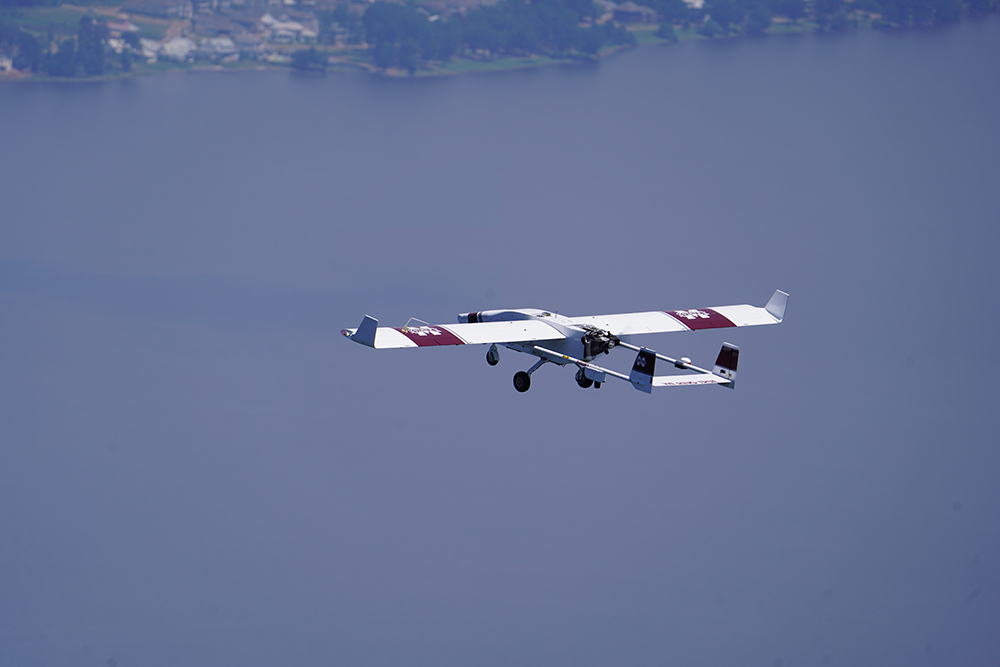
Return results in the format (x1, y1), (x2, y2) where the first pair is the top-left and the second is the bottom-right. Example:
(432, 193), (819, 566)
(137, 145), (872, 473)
(140, 38), (161, 62)
(196, 36), (239, 59)
(233, 32), (266, 58)
(159, 37), (197, 60)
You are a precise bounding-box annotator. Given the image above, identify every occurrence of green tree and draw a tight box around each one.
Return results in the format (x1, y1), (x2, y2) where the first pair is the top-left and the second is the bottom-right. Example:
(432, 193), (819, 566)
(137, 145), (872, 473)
(76, 16), (107, 76)
(291, 47), (327, 70)
(639, 0), (690, 22)
(967, 0), (997, 13)
(775, 0), (805, 21)
(698, 17), (724, 34)
(704, 0), (742, 32)
(363, 2), (444, 70)
(815, 0), (845, 17)
(46, 37), (76, 76)
(655, 21), (679, 40)
(0, 22), (44, 71)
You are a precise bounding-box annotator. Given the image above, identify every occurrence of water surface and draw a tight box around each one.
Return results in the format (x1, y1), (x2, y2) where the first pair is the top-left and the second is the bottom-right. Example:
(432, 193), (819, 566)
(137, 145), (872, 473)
(2, 18), (999, 666)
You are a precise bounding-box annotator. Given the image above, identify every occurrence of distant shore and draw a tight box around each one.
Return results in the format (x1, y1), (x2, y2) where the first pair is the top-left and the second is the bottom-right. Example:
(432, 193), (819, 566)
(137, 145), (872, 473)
(2, 1), (994, 82)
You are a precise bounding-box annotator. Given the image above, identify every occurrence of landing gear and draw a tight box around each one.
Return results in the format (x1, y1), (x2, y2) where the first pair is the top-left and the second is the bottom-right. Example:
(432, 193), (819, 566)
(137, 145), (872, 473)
(486, 343), (500, 366)
(513, 371), (531, 393)
(513, 358), (547, 393)
(575, 367), (594, 389)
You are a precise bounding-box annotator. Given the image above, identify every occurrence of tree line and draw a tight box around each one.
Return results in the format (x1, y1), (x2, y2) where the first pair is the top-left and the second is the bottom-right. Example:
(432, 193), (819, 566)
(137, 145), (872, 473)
(642, 0), (992, 36)
(4, 0), (997, 76)
(1, 16), (138, 75)
(318, 0), (635, 74)
(313, 0), (996, 73)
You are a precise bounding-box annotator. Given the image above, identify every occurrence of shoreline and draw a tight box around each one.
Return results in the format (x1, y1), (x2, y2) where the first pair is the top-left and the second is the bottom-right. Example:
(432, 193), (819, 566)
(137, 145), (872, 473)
(0, 13), (988, 83)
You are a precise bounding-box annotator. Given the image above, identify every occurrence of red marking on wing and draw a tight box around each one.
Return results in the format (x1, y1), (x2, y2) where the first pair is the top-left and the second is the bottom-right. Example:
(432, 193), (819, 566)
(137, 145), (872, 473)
(396, 326), (466, 347)
(666, 308), (737, 330)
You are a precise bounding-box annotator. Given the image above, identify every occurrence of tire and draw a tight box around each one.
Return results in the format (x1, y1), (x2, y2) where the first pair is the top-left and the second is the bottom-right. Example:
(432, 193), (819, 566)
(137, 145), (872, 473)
(486, 345), (500, 366)
(575, 368), (594, 389)
(513, 371), (531, 393)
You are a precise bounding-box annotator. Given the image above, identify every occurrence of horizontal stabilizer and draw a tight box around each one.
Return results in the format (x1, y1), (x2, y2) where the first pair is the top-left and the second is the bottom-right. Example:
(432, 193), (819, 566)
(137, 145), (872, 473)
(652, 375), (732, 387)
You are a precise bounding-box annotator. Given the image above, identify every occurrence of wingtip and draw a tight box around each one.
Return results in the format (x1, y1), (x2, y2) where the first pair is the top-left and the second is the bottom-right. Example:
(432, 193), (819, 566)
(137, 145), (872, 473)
(350, 315), (378, 347)
(765, 290), (789, 322)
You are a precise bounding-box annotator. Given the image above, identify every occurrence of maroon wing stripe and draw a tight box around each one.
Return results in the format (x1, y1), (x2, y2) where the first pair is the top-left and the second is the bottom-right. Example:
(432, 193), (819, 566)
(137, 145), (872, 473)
(666, 308), (737, 330)
(396, 326), (466, 347)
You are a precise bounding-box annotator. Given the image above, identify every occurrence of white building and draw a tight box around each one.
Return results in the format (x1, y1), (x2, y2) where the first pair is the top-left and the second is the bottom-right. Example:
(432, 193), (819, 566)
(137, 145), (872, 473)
(196, 36), (239, 60)
(159, 37), (197, 61)
(140, 38), (161, 62)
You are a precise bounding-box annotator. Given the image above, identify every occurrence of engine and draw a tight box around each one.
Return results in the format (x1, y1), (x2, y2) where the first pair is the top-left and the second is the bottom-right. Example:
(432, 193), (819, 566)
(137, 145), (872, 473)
(581, 328), (619, 360)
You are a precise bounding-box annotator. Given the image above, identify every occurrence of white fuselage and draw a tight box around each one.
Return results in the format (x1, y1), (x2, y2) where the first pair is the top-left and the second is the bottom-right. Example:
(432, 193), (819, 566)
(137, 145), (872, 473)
(458, 308), (611, 363)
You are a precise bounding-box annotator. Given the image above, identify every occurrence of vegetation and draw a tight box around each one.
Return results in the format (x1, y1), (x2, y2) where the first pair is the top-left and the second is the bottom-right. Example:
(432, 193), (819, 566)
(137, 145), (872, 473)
(362, 1), (460, 73)
(353, 0), (635, 73)
(1, 15), (136, 76)
(2, 0), (997, 78)
(630, 0), (990, 34)
(319, 4), (363, 45)
(291, 47), (327, 71)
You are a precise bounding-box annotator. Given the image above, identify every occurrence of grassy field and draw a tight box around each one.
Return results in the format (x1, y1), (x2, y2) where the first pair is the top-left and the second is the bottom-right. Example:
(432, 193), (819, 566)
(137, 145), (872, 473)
(425, 54), (575, 76)
(1, 5), (167, 40)
(2, 6), (90, 37)
(130, 17), (168, 40)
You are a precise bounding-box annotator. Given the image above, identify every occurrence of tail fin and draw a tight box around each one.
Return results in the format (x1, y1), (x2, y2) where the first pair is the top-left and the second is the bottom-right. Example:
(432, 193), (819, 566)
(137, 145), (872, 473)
(629, 348), (656, 394)
(765, 290), (788, 322)
(713, 342), (739, 389)
(350, 315), (378, 347)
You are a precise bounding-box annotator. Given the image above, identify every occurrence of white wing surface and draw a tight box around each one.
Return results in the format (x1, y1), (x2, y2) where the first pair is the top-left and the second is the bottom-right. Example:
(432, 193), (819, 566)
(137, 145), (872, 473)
(342, 318), (565, 349)
(568, 290), (788, 336)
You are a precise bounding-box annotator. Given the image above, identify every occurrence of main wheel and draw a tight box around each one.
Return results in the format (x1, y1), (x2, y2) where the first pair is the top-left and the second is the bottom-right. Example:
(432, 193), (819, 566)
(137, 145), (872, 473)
(513, 371), (531, 393)
(575, 368), (594, 389)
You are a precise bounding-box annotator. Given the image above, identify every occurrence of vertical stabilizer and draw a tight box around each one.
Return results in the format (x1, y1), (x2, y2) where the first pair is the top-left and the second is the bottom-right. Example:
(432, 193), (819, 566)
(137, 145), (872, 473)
(629, 348), (656, 394)
(713, 342), (739, 389)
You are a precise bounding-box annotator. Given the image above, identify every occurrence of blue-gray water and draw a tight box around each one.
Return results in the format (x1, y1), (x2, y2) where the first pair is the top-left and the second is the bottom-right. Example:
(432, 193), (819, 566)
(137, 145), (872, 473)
(2, 18), (999, 667)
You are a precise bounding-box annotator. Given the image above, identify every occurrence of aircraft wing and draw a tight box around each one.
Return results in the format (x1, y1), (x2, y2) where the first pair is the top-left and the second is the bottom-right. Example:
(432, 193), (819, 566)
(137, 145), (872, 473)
(568, 290), (788, 336)
(341, 317), (565, 349)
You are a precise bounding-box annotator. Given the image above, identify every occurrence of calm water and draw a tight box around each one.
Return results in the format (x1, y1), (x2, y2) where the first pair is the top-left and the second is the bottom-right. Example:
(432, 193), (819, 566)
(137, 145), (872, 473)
(2, 17), (999, 666)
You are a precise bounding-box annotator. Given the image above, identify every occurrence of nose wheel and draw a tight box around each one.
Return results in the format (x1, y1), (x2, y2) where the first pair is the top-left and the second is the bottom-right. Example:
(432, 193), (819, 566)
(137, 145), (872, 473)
(486, 343), (500, 366)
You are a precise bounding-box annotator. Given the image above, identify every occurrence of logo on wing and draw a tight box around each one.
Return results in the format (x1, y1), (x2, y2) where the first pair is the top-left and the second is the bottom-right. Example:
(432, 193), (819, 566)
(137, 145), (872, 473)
(673, 309), (711, 320)
(401, 326), (444, 336)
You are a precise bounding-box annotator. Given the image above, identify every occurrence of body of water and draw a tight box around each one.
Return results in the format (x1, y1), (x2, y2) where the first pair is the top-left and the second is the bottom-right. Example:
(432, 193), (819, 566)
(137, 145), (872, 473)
(2, 18), (999, 666)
